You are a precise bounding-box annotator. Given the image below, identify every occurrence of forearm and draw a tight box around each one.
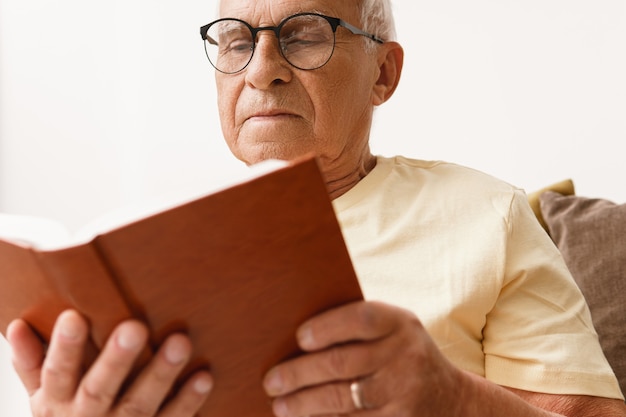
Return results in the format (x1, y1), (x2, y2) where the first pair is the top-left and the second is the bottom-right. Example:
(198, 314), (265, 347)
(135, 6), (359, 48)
(458, 370), (626, 417)
(456, 371), (561, 417)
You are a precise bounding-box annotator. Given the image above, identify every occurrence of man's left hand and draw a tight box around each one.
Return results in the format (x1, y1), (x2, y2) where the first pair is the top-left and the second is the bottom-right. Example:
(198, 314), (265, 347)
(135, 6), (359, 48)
(262, 300), (464, 417)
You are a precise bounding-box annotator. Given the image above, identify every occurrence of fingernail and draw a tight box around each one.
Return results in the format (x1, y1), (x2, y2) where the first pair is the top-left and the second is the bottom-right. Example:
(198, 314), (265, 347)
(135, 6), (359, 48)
(59, 313), (81, 341)
(297, 325), (315, 350)
(194, 375), (213, 394)
(264, 368), (284, 395)
(272, 398), (289, 417)
(164, 338), (188, 365)
(116, 326), (143, 351)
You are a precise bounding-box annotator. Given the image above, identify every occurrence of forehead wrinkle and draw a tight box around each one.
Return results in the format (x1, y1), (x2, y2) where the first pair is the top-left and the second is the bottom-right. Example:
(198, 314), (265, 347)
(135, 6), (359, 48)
(220, 1), (299, 24)
(219, 1), (357, 26)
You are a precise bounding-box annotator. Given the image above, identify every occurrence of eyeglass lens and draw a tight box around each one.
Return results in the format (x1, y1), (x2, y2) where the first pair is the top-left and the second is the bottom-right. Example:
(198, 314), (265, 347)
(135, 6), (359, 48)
(204, 14), (336, 74)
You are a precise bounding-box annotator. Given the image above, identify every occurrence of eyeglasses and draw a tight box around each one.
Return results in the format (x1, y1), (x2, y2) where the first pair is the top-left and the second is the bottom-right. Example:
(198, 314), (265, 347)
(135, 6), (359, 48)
(199, 12), (384, 74)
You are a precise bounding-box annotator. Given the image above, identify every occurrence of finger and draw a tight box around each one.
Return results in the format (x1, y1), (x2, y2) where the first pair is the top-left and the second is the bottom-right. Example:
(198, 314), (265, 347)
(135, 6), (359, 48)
(40, 309), (90, 401)
(272, 376), (392, 417)
(296, 301), (411, 351)
(6, 318), (46, 395)
(158, 370), (213, 417)
(114, 333), (195, 417)
(270, 380), (380, 417)
(263, 340), (383, 396)
(75, 319), (148, 415)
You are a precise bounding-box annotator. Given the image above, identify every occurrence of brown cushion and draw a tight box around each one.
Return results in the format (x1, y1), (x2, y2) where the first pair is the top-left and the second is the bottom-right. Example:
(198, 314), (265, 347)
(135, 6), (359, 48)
(540, 191), (626, 394)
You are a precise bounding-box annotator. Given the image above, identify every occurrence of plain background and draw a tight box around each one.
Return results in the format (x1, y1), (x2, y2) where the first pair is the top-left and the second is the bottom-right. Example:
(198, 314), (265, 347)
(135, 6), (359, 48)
(1, 1), (625, 415)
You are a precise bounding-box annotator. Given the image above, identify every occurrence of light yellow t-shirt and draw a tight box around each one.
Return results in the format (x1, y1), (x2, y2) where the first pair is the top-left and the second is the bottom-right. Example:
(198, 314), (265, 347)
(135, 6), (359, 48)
(332, 155), (623, 400)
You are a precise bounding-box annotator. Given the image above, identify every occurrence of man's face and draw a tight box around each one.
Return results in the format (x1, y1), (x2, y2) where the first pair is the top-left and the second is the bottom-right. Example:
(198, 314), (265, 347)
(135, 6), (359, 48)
(215, 0), (381, 171)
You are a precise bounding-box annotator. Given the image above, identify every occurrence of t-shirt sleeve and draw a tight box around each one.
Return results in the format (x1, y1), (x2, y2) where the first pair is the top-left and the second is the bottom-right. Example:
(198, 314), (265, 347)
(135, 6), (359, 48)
(482, 189), (623, 400)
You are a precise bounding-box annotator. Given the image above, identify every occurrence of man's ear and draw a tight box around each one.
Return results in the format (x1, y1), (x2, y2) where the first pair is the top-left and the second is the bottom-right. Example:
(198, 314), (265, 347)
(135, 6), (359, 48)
(372, 41), (404, 106)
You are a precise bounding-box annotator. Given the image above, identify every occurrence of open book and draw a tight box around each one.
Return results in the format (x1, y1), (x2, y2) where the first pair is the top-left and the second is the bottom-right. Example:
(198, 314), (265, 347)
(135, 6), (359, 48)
(0, 155), (362, 417)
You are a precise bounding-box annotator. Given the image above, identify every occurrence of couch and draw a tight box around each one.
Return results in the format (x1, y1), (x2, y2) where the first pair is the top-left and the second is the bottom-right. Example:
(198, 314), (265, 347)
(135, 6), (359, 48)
(527, 180), (626, 396)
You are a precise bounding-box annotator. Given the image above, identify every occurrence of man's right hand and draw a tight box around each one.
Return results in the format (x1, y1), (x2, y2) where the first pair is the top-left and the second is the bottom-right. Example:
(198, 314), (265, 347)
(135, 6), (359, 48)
(6, 309), (212, 417)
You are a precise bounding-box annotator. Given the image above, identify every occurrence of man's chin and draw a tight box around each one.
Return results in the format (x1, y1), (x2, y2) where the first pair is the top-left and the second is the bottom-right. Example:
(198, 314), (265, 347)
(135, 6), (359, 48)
(233, 140), (316, 165)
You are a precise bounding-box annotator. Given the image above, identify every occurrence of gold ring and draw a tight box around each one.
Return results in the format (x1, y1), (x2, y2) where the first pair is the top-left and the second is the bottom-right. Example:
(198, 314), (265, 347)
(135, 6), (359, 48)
(350, 379), (365, 410)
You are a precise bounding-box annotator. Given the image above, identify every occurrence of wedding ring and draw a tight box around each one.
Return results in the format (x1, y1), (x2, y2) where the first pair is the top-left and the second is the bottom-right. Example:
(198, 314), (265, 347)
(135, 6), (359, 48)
(350, 379), (365, 410)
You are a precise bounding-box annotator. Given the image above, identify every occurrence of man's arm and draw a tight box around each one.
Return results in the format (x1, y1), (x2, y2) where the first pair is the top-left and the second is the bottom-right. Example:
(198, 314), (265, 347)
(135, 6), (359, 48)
(460, 369), (626, 416)
(506, 386), (626, 417)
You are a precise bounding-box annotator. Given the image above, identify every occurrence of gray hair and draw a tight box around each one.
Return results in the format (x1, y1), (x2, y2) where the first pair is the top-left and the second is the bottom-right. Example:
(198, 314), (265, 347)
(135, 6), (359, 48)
(360, 0), (397, 43)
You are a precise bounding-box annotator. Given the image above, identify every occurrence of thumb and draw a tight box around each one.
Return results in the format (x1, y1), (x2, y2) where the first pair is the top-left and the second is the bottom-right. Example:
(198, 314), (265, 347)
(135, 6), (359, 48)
(6, 318), (45, 396)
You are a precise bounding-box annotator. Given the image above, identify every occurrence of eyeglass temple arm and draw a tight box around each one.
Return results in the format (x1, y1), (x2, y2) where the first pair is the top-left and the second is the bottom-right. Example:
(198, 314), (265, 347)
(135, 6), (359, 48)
(200, 26), (218, 45)
(339, 20), (384, 44)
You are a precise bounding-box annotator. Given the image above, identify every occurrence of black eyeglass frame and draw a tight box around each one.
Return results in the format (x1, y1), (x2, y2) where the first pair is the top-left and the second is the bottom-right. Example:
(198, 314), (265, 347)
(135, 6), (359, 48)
(199, 12), (385, 74)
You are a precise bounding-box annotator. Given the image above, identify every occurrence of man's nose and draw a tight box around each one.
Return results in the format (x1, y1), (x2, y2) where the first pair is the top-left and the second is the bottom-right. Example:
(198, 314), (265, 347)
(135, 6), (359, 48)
(244, 32), (292, 88)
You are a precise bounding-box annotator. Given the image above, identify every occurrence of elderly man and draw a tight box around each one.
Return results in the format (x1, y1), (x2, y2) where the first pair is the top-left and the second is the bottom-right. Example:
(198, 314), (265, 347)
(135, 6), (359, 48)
(6, 0), (626, 416)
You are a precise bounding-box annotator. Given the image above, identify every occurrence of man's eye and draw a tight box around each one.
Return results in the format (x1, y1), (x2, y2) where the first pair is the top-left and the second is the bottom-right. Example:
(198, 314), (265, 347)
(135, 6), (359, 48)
(282, 30), (328, 49)
(229, 39), (253, 52)
(221, 38), (253, 54)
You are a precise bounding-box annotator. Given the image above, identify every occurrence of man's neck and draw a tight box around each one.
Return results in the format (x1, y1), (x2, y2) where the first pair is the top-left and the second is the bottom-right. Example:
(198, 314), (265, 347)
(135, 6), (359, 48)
(323, 153), (377, 200)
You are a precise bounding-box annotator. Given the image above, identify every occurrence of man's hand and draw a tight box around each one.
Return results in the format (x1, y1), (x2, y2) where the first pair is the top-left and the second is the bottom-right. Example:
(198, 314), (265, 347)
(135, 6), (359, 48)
(261, 301), (626, 417)
(6, 309), (212, 417)
(262, 300), (466, 416)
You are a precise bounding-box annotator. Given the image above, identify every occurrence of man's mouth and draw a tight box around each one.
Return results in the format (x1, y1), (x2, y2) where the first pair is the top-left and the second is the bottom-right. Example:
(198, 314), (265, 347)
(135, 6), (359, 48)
(246, 110), (298, 122)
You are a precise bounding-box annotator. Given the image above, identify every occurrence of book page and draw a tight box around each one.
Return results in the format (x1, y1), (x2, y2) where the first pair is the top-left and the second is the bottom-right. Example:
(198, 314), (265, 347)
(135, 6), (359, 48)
(0, 213), (71, 250)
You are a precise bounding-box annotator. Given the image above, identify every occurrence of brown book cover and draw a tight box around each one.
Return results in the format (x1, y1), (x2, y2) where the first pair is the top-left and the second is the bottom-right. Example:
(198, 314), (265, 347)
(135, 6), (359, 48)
(0, 155), (363, 417)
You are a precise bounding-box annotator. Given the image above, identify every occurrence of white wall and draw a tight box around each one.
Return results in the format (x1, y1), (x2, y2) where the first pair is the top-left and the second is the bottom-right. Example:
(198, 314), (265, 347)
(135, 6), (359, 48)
(1, 0), (625, 232)
(0, 0), (237, 234)
(1, 1), (625, 415)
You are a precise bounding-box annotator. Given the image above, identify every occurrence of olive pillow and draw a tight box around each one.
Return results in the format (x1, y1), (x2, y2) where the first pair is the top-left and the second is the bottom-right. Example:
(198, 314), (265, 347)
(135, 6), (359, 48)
(526, 179), (575, 232)
(540, 191), (626, 395)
